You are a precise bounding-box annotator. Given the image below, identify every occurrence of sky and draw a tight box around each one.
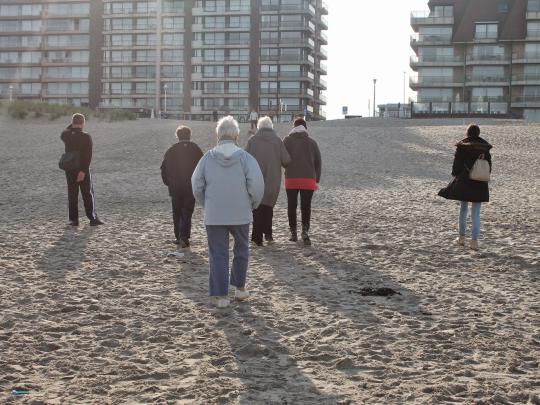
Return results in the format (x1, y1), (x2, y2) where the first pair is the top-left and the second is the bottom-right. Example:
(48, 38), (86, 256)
(325, 0), (429, 119)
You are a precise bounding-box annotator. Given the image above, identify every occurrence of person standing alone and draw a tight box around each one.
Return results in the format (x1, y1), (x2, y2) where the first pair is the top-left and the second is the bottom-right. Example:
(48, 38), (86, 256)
(283, 117), (321, 245)
(161, 126), (203, 248)
(249, 110), (259, 131)
(60, 113), (103, 227)
(245, 116), (290, 246)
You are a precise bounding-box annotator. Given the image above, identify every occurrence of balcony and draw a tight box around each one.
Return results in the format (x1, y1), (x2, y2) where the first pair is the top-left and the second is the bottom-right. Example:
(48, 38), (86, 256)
(261, 21), (315, 31)
(512, 73), (540, 85)
(410, 76), (463, 89)
(317, 61), (327, 73)
(410, 34), (452, 48)
(466, 75), (509, 86)
(466, 53), (510, 64)
(321, 1), (328, 15)
(319, 16), (328, 30)
(192, 39), (250, 48)
(410, 11), (454, 30)
(318, 47), (328, 59)
(260, 54), (315, 64)
(192, 6), (250, 15)
(260, 4), (315, 16)
(317, 93), (327, 104)
(410, 55), (463, 69)
(318, 76), (327, 89)
(511, 96), (540, 108)
(513, 52), (540, 63)
(319, 31), (328, 45)
(192, 23), (250, 32)
(260, 37), (315, 49)
(526, 10), (540, 19)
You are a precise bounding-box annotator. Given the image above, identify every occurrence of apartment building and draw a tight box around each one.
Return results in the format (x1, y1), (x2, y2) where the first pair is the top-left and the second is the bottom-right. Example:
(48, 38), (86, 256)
(410, 0), (540, 120)
(0, 0), (327, 121)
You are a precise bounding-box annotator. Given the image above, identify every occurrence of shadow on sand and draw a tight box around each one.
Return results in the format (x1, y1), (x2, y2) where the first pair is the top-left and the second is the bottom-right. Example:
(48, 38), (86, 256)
(36, 225), (94, 281)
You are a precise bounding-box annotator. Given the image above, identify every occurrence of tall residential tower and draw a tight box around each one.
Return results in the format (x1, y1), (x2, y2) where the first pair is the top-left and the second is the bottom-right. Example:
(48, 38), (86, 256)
(410, 0), (540, 120)
(0, 0), (328, 120)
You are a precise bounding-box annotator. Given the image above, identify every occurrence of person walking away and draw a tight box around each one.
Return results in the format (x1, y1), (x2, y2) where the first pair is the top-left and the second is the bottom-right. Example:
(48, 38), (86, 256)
(161, 126), (203, 248)
(249, 110), (259, 131)
(192, 116), (264, 308)
(60, 113), (103, 227)
(245, 116), (291, 246)
(283, 117), (321, 246)
(438, 124), (492, 250)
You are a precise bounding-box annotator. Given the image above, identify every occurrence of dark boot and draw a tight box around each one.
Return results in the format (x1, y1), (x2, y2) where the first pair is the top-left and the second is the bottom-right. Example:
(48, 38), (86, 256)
(289, 227), (298, 242)
(301, 224), (311, 246)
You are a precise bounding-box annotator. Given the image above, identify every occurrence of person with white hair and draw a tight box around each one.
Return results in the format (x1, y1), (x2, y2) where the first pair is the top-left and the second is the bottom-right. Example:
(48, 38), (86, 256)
(245, 116), (291, 246)
(192, 116), (264, 308)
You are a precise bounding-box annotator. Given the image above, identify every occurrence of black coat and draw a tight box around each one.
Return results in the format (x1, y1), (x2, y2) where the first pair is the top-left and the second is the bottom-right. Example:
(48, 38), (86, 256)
(161, 141), (203, 197)
(438, 137), (493, 203)
(60, 125), (92, 173)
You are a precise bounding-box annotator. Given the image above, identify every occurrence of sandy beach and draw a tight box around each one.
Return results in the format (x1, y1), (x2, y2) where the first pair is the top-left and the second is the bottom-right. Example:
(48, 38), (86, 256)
(0, 115), (539, 404)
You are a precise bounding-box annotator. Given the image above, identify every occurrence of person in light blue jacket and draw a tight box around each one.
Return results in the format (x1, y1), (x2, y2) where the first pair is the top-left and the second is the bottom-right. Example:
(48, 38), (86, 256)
(192, 116), (264, 308)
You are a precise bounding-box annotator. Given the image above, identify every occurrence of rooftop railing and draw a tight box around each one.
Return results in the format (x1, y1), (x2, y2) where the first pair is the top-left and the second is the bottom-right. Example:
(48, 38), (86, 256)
(410, 10), (454, 26)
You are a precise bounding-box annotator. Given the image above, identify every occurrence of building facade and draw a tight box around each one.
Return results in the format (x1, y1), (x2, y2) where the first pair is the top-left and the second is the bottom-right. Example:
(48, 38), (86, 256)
(410, 0), (540, 120)
(0, 0), (327, 121)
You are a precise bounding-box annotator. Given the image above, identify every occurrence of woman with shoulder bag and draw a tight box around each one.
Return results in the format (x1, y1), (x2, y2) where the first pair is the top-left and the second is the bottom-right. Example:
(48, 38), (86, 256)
(438, 124), (492, 250)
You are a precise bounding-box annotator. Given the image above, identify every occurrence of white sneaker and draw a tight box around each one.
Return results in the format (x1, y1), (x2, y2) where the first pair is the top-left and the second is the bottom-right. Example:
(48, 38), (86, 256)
(216, 297), (230, 308)
(235, 289), (250, 301)
(470, 240), (479, 251)
(456, 235), (465, 246)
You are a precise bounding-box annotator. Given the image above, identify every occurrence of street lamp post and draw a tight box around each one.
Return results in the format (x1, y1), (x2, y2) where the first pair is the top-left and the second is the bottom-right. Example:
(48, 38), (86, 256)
(403, 71), (407, 105)
(373, 79), (377, 118)
(163, 84), (168, 115)
(9, 85), (13, 102)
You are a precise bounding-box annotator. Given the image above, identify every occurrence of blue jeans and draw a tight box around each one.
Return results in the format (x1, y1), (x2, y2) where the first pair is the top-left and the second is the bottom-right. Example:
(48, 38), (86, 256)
(459, 202), (482, 241)
(206, 224), (249, 297)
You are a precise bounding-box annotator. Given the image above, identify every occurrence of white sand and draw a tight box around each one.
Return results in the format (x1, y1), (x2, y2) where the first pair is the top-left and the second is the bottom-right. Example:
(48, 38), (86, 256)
(0, 115), (539, 404)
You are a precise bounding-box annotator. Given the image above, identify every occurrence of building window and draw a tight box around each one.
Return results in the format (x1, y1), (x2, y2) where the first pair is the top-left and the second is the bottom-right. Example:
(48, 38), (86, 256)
(498, 1), (509, 12)
(475, 23), (498, 40)
(528, 0), (540, 12)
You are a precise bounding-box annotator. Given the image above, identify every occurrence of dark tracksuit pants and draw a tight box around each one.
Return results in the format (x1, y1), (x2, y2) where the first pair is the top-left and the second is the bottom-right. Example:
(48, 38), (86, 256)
(286, 189), (314, 230)
(251, 204), (274, 243)
(172, 194), (195, 241)
(66, 170), (97, 221)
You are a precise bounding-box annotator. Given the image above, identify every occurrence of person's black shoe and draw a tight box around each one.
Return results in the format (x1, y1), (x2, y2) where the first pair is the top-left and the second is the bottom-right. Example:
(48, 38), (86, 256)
(251, 240), (264, 247)
(68, 220), (79, 227)
(301, 225), (311, 246)
(265, 235), (274, 244)
(90, 218), (104, 226)
(174, 239), (180, 245)
(179, 239), (190, 248)
(289, 227), (298, 242)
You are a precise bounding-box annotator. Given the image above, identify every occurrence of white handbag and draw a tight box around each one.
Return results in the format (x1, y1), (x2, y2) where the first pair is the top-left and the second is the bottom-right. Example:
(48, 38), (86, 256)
(469, 154), (491, 182)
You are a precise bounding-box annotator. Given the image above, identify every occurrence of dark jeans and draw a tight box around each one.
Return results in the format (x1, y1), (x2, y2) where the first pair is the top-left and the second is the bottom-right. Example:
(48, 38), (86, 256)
(252, 204), (274, 243)
(206, 224), (249, 297)
(250, 120), (257, 130)
(66, 170), (97, 221)
(286, 189), (314, 230)
(171, 194), (195, 241)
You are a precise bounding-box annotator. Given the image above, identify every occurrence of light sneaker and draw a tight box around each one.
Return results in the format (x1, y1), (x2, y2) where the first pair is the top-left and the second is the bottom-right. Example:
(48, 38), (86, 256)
(456, 235), (465, 246)
(235, 289), (250, 301)
(216, 297), (230, 308)
(470, 240), (479, 251)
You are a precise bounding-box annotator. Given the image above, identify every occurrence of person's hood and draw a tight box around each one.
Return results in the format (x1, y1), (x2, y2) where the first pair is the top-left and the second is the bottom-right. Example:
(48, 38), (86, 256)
(254, 128), (277, 141)
(209, 140), (244, 167)
(456, 137), (492, 150)
(288, 125), (309, 137)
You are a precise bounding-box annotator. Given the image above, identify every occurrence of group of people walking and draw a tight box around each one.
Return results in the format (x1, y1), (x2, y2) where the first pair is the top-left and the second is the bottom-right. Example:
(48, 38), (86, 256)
(60, 113), (491, 308)
(161, 115), (321, 307)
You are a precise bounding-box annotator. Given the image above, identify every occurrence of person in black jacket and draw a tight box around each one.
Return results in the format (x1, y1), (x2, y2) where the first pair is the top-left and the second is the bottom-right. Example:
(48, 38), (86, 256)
(438, 124), (492, 250)
(61, 113), (103, 227)
(161, 126), (203, 247)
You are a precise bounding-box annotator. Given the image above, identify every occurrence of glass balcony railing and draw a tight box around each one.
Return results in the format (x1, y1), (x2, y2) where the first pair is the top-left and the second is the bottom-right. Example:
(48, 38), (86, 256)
(410, 55), (463, 65)
(410, 34), (452, 45)
(466, 75), (509, 83)
(466, 53), (509, 62)
(411, 10), (454, 26)
(410, 76), (461, 85)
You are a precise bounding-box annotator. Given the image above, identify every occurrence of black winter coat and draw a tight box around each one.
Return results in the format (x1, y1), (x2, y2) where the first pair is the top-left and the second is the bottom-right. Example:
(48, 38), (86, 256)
(60, 125), (92, 173)
(438, 137), (493, 203)
(161, 141), (203, 197)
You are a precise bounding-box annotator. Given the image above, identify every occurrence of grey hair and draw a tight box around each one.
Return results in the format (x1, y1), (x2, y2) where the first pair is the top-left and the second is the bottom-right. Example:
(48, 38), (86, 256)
(257, 116), (273, 130)
(216, 115), (240, 141)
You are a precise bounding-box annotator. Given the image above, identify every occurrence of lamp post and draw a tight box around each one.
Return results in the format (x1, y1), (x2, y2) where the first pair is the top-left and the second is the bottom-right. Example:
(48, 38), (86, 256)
(163, 84), (168, 114)
(373, 79), (377, 118)
(9, 85), (13, 102)
(403, 71), (407, 104)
